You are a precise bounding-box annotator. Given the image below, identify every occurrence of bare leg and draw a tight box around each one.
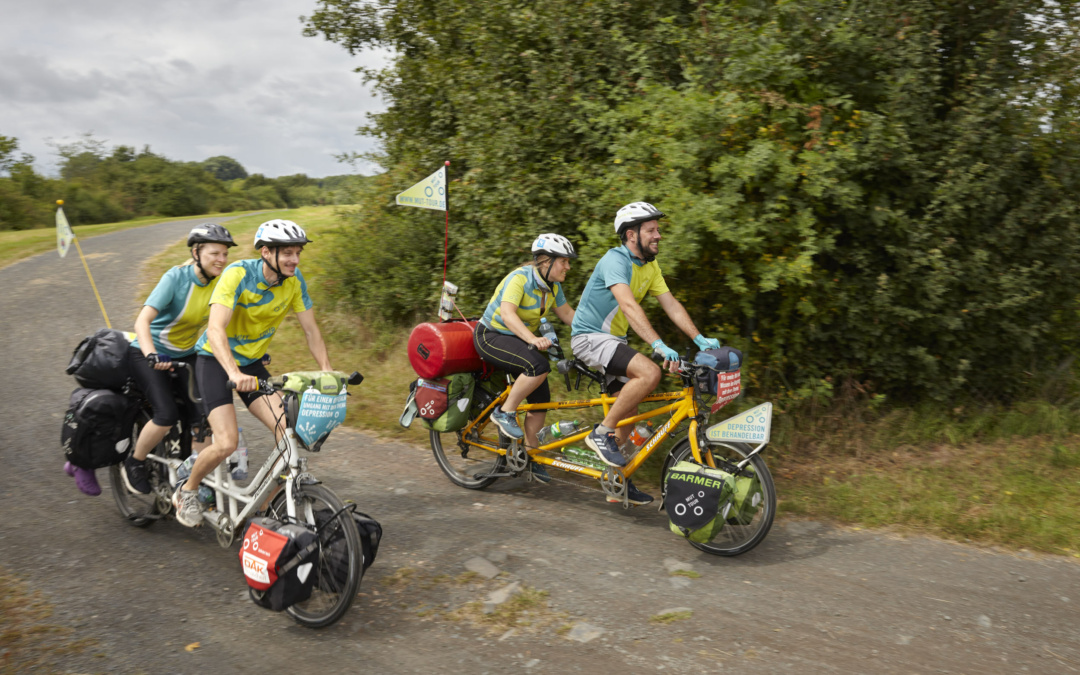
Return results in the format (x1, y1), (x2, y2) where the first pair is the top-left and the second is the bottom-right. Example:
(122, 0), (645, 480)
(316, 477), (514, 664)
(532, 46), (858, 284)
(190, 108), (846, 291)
(523, 410), (546, 451)
(245, 392), (287, 444)
(185, 404), (238, 490)
(602, 354), (660, 431)
(133, 421), (171, 461)
(502, 373), (548, 414)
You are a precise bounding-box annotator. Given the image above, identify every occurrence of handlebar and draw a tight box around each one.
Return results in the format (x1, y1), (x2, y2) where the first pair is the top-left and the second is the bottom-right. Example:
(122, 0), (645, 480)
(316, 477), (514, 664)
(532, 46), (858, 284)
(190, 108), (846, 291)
(226, 370), (363, 393)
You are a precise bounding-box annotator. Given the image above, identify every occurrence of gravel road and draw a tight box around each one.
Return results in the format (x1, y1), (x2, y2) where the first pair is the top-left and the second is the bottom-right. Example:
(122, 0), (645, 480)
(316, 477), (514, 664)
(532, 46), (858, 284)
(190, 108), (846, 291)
(1, 218), (1078, 674)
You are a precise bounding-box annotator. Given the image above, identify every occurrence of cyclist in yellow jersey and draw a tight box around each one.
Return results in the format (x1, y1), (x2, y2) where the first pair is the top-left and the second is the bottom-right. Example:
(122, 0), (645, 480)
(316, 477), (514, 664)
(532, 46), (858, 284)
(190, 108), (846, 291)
(475, 234), (577, 475)
(172, 219), (333, 528)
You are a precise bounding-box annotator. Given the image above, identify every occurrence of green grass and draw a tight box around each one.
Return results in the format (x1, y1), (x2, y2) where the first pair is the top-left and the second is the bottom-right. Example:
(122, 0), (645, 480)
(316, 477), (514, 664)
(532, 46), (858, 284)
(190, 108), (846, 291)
(138, 206), (1080, 557)
(1, 210), (264, 269)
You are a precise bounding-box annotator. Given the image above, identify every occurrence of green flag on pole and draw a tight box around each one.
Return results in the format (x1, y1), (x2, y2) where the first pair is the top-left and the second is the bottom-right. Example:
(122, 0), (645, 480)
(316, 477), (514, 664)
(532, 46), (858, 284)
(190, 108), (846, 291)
(56, 202), (74, 258)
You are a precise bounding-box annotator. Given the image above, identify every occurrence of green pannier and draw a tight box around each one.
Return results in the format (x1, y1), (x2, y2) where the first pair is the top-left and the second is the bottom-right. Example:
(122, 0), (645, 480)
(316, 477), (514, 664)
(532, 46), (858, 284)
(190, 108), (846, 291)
(664, 460), (735, 543)
(726, 473), (763, 524)
(422, 372), (476, 433)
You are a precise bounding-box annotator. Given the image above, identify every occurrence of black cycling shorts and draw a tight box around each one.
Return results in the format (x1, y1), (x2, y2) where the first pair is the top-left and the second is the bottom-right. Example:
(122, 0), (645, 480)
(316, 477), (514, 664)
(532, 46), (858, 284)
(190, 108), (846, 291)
(196, 354), (273, 415)
(473, 323), (551, 404)
(128, 348), (201, 427)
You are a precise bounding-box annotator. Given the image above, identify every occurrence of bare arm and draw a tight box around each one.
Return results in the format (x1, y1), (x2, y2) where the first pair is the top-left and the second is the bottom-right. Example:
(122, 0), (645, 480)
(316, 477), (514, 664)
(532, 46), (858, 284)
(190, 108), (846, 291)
(295, 309), (332, 371)
(134, 305), (174, 371)
(499, 301), (550, 350)
(610, 283), (661, 345)
(552, 302), (575, 326)
(205, 303), (258, 393)
(656, 292), (702, 341)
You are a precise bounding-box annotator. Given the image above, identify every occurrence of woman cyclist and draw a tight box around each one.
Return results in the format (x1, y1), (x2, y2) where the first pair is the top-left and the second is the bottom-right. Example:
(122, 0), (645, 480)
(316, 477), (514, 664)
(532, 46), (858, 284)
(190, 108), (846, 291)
(117, 223), (236, 495)
(474, 234), (577, 476)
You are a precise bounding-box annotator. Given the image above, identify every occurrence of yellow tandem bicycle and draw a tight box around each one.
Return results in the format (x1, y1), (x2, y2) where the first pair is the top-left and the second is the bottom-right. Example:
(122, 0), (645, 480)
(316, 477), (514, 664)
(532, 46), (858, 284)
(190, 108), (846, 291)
(427, 346), (776, 557)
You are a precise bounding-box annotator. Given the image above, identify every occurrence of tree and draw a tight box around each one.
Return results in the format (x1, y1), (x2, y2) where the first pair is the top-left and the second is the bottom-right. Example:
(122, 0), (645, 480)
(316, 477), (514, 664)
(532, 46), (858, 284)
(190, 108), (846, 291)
(201, 155), (249, 181)
(306, 0), (1080, 402)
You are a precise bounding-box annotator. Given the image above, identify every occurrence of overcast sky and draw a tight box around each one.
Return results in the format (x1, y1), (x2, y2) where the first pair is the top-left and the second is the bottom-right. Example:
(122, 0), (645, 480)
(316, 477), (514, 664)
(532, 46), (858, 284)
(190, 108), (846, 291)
(0, 0), (388, 178)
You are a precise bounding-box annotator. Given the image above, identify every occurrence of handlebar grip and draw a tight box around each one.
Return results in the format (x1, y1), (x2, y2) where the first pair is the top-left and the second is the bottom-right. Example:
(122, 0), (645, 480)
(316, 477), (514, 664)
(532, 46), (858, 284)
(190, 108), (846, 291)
(227, 381), (237, 390)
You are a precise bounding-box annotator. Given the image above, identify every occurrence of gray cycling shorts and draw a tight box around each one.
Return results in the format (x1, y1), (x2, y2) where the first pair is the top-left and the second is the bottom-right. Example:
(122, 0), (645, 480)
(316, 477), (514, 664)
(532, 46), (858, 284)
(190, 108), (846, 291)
(570, 333), (638, 389)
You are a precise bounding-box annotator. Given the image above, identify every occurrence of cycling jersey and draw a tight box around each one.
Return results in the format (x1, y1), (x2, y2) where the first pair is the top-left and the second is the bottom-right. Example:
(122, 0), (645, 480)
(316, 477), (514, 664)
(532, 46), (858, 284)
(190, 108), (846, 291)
(571, 245), (670, 339)
(131, 264), (219, 358)
(480, 265), (567, 335)
(195, 258), (313, 366)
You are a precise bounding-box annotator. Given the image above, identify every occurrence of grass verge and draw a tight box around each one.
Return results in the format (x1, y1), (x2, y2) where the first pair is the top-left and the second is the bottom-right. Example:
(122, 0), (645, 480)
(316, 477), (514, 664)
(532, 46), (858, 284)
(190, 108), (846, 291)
(1, 210), (264, 269)
(137, 207), (1080, 556)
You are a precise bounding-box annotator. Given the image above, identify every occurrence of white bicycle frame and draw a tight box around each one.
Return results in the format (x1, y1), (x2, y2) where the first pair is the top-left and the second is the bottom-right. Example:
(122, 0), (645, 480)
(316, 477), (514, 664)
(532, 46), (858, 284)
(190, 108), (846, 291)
(147, 424), (312, 533)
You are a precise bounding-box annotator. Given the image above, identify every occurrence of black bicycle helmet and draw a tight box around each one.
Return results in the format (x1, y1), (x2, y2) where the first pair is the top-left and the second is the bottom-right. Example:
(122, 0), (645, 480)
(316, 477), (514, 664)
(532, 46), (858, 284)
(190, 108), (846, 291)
(187, 223), (237, 248)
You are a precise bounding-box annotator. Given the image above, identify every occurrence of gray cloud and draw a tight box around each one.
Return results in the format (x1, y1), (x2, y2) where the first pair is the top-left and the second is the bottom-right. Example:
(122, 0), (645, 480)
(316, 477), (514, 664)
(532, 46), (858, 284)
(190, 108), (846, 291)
(0, 0), (388, 177)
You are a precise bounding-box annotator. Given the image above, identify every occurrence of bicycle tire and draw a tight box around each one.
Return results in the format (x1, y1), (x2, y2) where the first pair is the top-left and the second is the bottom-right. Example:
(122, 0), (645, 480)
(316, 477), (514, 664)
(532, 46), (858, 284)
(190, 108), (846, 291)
(110, 410), (171, 527)
(429, 429), (506, 490)
(267, 484), (362, 628)
(663, 437), (776, 557)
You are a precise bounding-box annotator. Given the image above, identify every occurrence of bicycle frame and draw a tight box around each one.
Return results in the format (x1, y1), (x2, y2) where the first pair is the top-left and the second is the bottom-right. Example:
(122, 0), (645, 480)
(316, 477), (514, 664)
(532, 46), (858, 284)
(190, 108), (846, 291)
(459, 382), (715, 479)
(147, 425), (311, 536)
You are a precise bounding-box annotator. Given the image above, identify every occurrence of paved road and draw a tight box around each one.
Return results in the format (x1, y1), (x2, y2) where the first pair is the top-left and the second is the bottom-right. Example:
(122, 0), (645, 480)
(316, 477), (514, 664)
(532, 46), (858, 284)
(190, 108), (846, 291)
(2, 220), (1079, 674)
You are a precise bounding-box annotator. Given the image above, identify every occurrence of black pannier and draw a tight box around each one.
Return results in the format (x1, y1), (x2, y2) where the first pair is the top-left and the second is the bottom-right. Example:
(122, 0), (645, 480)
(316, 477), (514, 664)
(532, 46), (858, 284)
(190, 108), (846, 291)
(66, 328), (132, 390)
(316, 507), (382, 591)
(61, 388), (140, 469)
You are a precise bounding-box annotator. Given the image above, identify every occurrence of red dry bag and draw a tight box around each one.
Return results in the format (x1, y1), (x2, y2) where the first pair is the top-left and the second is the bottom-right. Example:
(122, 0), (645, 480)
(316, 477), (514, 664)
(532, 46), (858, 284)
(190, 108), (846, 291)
(407, 319), (486, 379)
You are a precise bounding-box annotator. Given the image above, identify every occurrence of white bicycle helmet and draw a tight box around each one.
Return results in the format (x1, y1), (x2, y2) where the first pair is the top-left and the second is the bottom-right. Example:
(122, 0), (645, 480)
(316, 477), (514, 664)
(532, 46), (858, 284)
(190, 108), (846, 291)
(253, 219), (312, 250)
(614, 202), (665, 236)
(531, 233), (578, 259)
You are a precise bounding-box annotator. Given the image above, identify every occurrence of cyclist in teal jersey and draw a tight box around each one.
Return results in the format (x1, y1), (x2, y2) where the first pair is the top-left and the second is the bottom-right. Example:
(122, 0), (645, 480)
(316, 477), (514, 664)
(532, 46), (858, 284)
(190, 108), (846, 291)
(570, 202), (722, 505)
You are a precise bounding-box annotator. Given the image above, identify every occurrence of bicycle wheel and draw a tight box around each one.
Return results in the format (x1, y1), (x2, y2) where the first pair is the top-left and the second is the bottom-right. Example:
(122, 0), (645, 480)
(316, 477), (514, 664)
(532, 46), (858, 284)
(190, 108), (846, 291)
(267, 484), (361, 628)
(663, 437), (776, 557)
(430, 429), (506, 489)
(110, 411), (172, 527)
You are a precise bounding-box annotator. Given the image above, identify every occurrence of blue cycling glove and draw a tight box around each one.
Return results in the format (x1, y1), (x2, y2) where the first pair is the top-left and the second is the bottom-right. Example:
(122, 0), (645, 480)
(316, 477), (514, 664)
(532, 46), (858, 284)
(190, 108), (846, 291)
(651, 339), (679, 362)
(693, 334), (722, 351)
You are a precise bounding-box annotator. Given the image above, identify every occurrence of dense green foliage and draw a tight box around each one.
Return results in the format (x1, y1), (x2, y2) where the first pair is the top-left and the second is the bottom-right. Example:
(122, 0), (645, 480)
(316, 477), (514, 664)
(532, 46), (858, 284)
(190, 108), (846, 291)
(0, 134), (363, 230)
(306, 0), (1080, 402)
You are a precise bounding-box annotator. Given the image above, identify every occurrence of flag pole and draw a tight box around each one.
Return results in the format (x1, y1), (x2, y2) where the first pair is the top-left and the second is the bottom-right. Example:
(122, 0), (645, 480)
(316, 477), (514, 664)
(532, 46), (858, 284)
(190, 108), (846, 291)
(56, 199), (111, 328)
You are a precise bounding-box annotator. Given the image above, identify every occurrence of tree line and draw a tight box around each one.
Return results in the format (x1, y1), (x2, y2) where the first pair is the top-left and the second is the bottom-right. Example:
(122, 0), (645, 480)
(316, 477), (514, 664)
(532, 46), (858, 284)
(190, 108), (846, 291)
(305, 0), (1080, 403)
(0, 133), (361, 230)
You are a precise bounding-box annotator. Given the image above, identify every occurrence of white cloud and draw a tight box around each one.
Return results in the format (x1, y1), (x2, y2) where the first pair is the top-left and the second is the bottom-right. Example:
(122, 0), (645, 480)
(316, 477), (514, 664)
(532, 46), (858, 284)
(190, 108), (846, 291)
(0, 0), (389, 177)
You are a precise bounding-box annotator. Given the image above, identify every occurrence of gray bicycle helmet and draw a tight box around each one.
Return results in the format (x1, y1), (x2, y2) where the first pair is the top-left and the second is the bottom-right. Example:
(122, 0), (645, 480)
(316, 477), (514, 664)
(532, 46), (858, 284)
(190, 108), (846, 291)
(187, 223), (236, 247)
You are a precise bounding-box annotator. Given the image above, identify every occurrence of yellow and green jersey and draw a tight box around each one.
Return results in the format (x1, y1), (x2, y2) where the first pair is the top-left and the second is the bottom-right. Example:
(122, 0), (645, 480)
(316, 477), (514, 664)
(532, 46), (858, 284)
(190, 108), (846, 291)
(131, 264), (218, 358)
(480, 265), (567, 335)
(571, 245), (670, 339)
(195, 259), (313, 366)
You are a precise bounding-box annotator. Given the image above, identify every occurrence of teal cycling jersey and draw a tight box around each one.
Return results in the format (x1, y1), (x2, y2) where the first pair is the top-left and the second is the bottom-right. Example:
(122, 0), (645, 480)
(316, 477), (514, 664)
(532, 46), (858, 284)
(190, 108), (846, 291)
(481, 265), (567, 335)
(131, 264), (219, 358)
(571, 246), (670, 338)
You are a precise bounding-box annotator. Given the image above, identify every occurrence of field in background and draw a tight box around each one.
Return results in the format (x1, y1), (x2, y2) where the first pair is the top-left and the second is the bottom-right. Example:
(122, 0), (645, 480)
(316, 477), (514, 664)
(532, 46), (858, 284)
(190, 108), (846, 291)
(139, 207), (1080, 557)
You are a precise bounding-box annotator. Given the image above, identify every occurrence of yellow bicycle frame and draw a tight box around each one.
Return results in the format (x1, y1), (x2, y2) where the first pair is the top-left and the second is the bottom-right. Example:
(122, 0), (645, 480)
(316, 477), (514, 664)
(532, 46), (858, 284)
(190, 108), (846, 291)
(458, 382), (715, 479)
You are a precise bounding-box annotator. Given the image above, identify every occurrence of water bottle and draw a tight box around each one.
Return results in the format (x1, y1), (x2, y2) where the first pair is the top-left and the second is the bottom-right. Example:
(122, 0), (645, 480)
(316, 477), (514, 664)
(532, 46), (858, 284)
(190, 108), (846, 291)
(538, 419), (579, 445)
(628, 421), (655, 448)
(177, 451), (198, 483)
(197, 485), (215, 507)
(228, 427), (249, 481)
(539, 318), (559, 359)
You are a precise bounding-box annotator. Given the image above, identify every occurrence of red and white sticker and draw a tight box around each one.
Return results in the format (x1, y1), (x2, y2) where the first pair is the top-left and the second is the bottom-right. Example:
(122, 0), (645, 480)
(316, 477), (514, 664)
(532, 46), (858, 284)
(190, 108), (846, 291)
(711, 370), (742, 413)
(239, 525), (288, 590)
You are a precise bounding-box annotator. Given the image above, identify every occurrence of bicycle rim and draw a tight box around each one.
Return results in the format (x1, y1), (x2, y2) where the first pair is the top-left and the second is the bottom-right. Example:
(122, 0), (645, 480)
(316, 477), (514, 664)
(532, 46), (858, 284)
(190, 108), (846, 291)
(268, 484), (361, 628)
(430, 429), (505, 489)
(110, 413), (170, 527)
(665, 439), (776, 557)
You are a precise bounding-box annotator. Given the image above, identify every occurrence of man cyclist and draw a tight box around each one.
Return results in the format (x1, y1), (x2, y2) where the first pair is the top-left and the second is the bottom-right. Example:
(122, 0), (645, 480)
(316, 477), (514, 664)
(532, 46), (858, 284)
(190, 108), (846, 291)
(571, 202), (722, 505)
(172, 219), (333, 527)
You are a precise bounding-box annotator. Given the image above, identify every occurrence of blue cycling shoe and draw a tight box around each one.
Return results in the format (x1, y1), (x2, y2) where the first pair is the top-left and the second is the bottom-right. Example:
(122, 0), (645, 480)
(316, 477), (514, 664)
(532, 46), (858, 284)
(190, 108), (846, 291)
(530, 461), (552, 484)
(585, 426), (626, 467)
(490, 409), (524, 439)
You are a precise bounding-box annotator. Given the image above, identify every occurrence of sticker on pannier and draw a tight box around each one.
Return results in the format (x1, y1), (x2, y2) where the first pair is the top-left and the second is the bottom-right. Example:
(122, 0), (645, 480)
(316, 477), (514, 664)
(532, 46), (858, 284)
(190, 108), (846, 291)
(240, 517), (320, 612)
(415, 378), (450, 420)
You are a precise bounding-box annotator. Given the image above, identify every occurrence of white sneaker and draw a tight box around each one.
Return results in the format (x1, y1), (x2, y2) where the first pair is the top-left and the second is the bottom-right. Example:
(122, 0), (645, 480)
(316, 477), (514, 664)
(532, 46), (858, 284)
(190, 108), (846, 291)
(172, 486), (203, 528)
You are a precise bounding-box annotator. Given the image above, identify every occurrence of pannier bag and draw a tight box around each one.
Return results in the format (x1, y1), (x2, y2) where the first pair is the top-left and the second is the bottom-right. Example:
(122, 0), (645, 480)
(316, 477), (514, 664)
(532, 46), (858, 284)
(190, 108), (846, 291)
(727, 472), (763, 525)
(418, 373), (476, 432)
(61, 388), (139, 469)
(240, 517), (320, 612)
(66, 328), (134, 390)
(663, 460), (737, 544)
(407, 320), (486, 379)
(693, 346), (743, 413)
(316, 507), (382, 592)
